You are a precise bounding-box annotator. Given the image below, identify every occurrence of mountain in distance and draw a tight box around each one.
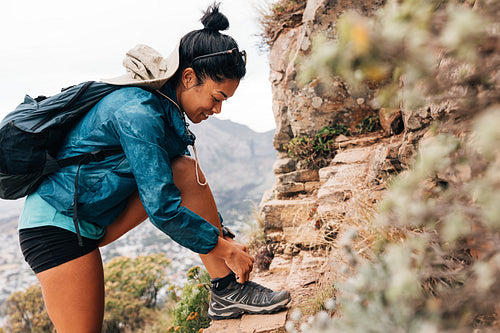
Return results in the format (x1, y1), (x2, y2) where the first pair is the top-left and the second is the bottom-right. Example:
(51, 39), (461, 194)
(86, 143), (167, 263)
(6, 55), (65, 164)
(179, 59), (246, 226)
(189, 117), (276, 222)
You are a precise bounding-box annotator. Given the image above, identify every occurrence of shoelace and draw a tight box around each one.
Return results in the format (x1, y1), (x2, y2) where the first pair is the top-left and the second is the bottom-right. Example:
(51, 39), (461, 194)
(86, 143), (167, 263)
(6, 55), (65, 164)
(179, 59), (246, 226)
(241, 281), (273, 293)
(204, 281), (273, 294)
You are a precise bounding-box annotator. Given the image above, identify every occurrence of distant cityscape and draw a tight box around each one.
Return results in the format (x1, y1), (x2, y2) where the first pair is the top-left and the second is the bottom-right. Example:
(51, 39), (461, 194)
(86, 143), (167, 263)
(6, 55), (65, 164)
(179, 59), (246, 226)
(0, 217), (38, 309)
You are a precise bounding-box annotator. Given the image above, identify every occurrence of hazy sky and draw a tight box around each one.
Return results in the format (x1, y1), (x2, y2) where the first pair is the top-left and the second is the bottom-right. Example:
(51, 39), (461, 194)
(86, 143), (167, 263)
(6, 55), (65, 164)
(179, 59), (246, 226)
(0, 0), (276, 133)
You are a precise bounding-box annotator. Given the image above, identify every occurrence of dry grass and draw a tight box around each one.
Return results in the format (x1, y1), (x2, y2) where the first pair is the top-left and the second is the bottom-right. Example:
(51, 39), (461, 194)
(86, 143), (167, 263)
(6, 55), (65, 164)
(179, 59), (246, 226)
(256, 0), (307, 46)
(295, 176), (387, 313)
(242, 202), (267, 252)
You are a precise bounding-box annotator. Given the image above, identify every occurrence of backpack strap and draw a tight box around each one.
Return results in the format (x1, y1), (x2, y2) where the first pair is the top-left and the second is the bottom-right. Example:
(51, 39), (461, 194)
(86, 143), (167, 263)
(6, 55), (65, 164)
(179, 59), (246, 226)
(42, 147), (123, 175)
(64, 148), (124, 246)
(73, 161), (85, 246)
(41, 147), (123, 246)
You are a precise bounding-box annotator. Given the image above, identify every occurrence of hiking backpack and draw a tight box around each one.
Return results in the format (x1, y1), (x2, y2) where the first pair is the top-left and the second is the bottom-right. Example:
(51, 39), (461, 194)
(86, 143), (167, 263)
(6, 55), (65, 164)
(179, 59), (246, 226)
(0, 81), (123, 200)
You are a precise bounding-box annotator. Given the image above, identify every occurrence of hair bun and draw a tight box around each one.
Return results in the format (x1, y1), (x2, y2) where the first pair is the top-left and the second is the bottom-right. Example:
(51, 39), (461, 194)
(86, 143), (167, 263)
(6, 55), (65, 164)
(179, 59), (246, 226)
(201, 2), (229, 32)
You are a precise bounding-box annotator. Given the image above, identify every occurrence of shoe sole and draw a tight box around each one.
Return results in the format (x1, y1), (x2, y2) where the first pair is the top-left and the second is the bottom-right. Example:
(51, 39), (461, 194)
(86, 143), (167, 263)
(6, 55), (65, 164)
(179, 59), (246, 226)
(208, 297), (291, 320)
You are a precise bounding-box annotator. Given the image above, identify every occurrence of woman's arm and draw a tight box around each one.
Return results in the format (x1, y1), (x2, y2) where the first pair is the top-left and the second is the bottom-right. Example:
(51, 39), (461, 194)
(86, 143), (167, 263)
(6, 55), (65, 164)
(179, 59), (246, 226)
(98, 190), (148, 247)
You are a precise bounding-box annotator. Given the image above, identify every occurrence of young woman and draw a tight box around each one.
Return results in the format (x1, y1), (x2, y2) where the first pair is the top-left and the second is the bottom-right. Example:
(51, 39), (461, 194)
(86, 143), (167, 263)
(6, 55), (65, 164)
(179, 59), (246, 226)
(18, 4), (290, 332)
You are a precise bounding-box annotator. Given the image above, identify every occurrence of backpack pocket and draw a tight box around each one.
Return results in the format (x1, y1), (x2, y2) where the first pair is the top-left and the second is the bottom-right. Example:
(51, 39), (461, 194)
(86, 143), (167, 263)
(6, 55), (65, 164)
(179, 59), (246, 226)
(0, 121), (48, 174)
(0, 170), (45, 199)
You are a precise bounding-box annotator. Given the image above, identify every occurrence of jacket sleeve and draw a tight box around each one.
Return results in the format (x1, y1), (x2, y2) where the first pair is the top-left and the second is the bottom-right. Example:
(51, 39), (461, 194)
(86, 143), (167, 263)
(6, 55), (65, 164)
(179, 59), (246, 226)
(110, 89), (220, 254)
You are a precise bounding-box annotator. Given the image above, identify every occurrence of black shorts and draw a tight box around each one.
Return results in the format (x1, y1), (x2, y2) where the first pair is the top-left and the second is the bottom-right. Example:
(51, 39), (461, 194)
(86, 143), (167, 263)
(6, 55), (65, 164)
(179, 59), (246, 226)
(19, 226), (100, 274)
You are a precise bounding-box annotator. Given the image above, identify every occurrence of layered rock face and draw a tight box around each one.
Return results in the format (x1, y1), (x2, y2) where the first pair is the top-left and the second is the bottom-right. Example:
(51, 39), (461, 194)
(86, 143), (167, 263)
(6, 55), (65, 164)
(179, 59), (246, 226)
(260, 0), (426, 250)
(269, 0), (385, 153)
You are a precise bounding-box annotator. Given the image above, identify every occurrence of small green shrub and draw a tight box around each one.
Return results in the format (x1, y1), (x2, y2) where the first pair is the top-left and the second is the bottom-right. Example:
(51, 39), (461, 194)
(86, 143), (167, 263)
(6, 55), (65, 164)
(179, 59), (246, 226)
(285, 124), (351, 169)
(285, 136), (320, 168)
(356, 115), (381, 133)
(284, 119), (382, 169)
(169, 266), (211, 333)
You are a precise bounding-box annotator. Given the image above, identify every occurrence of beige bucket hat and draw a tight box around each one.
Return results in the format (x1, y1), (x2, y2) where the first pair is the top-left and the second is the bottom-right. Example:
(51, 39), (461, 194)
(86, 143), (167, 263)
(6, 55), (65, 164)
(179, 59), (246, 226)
(101, 41), (180, 90)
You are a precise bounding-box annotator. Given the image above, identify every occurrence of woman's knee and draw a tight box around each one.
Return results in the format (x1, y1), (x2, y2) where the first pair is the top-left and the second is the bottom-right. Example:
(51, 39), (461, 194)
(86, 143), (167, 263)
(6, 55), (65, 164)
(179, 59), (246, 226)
(171, 155), (196, 174)
(171, 156), (206, 186)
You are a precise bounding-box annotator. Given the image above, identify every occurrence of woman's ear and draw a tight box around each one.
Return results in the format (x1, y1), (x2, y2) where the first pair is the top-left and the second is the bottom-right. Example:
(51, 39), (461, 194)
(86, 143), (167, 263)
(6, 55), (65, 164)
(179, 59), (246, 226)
(181, 68), (197, 89)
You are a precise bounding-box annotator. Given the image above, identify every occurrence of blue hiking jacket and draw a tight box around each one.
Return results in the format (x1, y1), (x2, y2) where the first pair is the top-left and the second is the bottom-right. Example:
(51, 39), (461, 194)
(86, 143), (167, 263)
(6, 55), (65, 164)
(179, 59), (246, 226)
(36, 82), (220, 254)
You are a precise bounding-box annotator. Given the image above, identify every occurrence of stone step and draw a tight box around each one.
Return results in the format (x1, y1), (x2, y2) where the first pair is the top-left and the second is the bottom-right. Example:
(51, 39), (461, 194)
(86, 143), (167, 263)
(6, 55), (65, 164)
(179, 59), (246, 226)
(332, 147), (372, 165)
(204, 311), (288, 333)
(260, 199), (318, 231)
(260, 198), (326, 246)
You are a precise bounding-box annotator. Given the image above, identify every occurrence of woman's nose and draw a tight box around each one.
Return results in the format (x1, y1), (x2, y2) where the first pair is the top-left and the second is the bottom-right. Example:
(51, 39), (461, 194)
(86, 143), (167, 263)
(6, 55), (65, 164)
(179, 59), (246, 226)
(212, 103), (222, 114)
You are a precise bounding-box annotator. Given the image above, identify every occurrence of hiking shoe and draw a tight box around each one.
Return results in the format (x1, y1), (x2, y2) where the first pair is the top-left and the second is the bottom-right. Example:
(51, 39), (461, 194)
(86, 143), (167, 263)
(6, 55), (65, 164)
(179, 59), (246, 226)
(208, 280), (291, 320)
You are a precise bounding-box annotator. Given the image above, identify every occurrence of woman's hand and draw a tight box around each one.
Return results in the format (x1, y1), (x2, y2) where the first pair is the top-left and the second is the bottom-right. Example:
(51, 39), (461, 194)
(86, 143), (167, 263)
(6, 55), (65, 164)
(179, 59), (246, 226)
(223, 236), (249, 253)
(209, 237), (254, 283)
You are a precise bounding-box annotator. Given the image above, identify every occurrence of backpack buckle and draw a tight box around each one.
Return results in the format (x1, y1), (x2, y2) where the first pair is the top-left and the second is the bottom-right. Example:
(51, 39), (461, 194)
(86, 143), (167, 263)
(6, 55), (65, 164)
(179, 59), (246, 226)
(88, 150), (107, 162)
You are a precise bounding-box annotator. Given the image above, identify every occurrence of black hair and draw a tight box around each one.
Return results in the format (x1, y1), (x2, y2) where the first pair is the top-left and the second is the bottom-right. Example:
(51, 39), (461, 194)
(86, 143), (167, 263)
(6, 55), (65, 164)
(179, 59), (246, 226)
(171, 2), (246, 85)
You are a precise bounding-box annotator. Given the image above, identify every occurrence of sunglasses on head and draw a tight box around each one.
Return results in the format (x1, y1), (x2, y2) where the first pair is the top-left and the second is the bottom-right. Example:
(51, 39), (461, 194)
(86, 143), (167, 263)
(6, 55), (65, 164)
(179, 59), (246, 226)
(191, 48), (247, 66)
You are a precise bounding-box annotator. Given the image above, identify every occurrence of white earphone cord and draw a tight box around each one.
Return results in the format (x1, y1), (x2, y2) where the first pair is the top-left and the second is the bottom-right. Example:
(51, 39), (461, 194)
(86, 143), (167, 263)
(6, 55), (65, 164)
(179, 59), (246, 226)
(156, 90), (208, 186)
(193, 143), (208, 186)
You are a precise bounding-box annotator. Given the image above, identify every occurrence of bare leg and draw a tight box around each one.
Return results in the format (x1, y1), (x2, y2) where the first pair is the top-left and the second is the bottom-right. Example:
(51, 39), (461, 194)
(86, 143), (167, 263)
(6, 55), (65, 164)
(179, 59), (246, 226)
(100, 155), (252, 281)
(36, 249), (105, 333)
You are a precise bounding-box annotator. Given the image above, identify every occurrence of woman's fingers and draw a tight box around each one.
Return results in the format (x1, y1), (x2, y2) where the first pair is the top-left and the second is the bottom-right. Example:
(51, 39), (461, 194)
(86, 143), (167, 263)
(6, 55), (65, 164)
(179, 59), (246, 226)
(225, 237), (249, 253)
(226, 247), (254, 283)
(210, 237), (254, 284)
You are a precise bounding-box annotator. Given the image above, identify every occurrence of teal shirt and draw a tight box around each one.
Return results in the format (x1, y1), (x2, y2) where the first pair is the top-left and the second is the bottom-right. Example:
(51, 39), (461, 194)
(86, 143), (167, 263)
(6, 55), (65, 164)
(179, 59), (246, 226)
(19, 192), (105, 239)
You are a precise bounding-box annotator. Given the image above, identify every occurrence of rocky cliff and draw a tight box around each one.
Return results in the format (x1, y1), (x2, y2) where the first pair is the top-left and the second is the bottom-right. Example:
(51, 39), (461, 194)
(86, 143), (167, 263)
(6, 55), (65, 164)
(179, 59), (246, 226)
(209, 2), (408, 330)
(254, 0), (499, 326)
(211, 0), (500, 330)
(260, 0), (403, 250)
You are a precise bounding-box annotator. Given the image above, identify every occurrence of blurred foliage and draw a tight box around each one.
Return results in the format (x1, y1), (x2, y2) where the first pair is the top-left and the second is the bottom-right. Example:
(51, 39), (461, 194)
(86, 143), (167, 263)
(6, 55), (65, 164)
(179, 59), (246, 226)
(168, 266), (212, 333)
(299, 0), (500, 111)
(288, 105), (500, 333)
(2, 253), (175, 333)
(4, 285), (54, 333)
(103, 253), (173, 332)
(284, 0), (500, 332)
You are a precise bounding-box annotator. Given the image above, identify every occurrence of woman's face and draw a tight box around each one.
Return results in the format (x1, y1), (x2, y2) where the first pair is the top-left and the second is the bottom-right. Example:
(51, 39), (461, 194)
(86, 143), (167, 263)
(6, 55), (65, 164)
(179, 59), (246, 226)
(177, 69), (240, 124)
